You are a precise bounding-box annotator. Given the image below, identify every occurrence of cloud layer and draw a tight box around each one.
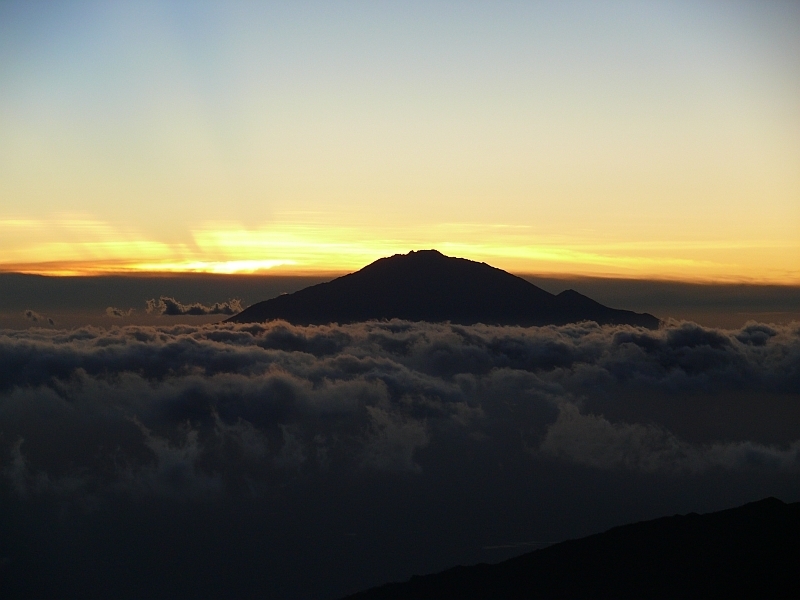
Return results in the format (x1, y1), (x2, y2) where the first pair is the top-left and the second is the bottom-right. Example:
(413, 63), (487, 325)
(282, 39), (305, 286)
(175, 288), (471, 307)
(1, 319), (798, 495)
(0, 319), (798, 597)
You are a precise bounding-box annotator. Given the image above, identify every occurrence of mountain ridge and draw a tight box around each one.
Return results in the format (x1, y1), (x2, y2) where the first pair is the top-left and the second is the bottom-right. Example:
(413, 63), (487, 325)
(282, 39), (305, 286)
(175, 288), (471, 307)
(228, 250), (660, 328)
(343, 497), (800, 599)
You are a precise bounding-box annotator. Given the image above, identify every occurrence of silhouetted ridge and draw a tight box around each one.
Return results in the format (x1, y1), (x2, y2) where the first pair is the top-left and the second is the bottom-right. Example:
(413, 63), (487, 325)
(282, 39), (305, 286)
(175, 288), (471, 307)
(344, 497), (800, 599)
(228, 250), (659, 328)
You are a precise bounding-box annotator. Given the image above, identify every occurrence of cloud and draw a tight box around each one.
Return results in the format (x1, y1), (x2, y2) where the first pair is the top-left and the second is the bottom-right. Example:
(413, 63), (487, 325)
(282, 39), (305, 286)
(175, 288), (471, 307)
(106, 307), (135, 318)
(735, 322), (778, 346)
(23, 309), (54, 326)
(0, 318), (797, 498)
(22, 309), (43, 322)
(361, 406), (429, 472)
(145, 296), (243, 316)
(0, 318), (798, 598)
(539, 403), (800, 473)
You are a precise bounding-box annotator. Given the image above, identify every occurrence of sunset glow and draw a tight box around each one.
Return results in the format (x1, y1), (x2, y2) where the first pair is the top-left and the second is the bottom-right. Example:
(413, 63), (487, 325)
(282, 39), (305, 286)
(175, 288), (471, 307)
(1, 217), (796, 283)
(0, 1), (798, 282)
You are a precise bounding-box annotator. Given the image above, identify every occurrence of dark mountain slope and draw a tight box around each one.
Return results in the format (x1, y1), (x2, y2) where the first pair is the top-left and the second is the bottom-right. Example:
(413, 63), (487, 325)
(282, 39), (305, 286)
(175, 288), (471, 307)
(344, 497), (800, 599)
(228, 250), (659, 328)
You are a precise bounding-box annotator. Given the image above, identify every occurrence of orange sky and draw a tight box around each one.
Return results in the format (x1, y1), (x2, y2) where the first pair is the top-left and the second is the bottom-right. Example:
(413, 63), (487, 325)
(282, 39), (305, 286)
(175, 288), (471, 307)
(1, 217), (796, 283)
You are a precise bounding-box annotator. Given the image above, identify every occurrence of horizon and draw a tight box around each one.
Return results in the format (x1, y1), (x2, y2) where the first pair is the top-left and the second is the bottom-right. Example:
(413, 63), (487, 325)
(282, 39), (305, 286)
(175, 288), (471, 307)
(2, 262), (799, 331)
(1, 237), (798, 283)
(3, 248), (800, 286)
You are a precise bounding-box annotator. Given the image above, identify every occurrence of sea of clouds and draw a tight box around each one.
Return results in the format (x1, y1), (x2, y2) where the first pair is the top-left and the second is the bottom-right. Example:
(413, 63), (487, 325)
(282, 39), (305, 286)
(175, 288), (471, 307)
(1, 319), (799, 598)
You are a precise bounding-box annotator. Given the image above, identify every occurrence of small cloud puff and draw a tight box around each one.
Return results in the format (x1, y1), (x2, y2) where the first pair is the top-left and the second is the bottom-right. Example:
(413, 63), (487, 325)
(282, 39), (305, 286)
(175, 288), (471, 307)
(23, 309), (54, 326)
(145, 296), (243, 316)
(106, 307), (135, 318)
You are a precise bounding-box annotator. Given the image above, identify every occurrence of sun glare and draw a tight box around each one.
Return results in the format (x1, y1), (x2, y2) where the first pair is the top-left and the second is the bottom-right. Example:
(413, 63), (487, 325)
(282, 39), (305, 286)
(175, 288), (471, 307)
(0, 219), (797, 283)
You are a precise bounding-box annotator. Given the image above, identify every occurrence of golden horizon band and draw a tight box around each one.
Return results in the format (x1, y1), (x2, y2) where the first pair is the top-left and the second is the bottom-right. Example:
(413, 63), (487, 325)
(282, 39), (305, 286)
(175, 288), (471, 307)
(0, 219), (797, 283)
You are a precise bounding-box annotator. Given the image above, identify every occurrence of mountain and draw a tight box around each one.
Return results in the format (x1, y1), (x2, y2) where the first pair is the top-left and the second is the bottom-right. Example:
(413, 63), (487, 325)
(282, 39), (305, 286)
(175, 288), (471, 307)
(343, 497), (800, 599)
(227, 250), (659, 328)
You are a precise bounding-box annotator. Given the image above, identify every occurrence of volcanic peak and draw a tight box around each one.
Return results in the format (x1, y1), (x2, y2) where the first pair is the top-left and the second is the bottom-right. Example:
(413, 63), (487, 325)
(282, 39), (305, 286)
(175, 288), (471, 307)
(228, 250), (659, 328)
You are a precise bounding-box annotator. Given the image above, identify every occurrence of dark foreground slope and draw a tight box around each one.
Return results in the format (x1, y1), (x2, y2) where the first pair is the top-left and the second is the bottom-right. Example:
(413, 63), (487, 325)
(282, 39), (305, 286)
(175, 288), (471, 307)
(344, 497), (800, 599)
(229, 250), (659, 328)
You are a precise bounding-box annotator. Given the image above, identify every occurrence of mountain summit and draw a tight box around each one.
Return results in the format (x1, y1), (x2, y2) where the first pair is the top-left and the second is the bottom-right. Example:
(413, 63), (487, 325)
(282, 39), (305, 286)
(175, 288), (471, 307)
(228, 250), (659, 328)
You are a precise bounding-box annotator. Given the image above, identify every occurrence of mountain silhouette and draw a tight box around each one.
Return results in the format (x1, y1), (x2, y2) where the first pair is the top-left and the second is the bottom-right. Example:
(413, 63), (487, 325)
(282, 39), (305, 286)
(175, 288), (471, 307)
(228, 250), (659, 328)
(343, 497), (800, 599)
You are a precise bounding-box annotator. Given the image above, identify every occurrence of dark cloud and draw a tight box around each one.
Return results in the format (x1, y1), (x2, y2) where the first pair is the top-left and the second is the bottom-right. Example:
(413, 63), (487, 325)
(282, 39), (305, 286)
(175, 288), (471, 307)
(0, 319), (798, 598)
(22, 309), (54, 326)
(1, 319), (798, 487)
(145, 296), (243, 316)
(106, 307), (135, 318)
(22, 310), (41, 321)
(23, 309), (43, 322)
(736, 322), (778, 346)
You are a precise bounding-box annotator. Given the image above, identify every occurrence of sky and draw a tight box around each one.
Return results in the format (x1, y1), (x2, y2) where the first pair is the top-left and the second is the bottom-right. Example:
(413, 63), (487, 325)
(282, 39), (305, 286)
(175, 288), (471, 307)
(1, 0), (798, 281)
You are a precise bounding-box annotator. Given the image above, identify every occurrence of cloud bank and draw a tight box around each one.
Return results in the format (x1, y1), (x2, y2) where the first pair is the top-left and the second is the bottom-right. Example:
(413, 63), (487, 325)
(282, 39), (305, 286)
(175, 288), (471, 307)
(0, 319), (798, 597)
(1, 319), (798, 495)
